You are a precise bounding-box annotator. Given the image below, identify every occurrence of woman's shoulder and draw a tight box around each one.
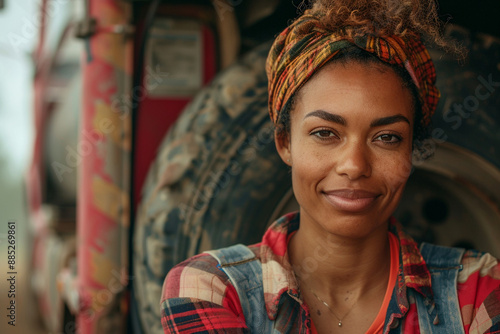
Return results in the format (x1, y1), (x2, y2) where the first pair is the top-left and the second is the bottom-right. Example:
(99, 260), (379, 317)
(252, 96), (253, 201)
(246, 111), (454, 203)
(459, 249), (499, 283)
(457, 249), (499, 299)
(421, 244), (499, 292)
(162, 244), (262, 300)
(160, 247), (259, 333)
(456, 249), (500, 333)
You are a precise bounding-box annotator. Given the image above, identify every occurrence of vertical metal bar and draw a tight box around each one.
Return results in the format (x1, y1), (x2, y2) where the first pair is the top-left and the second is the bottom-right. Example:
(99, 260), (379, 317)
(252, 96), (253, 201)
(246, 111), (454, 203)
(77, 0), (133, 332)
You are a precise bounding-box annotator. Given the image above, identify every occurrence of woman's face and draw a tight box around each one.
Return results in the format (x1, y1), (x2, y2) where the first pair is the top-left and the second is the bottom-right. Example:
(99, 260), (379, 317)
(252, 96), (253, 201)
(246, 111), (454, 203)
(276, 61), (414, 239)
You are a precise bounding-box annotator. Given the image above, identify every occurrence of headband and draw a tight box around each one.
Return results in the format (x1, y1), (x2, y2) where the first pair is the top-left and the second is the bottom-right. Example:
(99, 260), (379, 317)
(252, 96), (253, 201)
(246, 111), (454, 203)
(266, 12), (440, 127)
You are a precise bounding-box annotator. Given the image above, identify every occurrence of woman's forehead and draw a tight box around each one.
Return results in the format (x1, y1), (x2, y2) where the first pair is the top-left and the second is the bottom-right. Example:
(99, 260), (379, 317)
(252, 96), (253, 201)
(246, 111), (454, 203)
(294, 62), (414, 119)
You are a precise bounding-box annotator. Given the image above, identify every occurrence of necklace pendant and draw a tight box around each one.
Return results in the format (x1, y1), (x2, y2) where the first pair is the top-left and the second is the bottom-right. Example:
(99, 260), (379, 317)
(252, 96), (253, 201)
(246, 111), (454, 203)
(338, 321), (342, 327)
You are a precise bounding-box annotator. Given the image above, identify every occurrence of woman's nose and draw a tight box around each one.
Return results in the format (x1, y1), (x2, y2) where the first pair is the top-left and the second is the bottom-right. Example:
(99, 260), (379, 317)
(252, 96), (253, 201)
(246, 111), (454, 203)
(334, 141), (372, 180)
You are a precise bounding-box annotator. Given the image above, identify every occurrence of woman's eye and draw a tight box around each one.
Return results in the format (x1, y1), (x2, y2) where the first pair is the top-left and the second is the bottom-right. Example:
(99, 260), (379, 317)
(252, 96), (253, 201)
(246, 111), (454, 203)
(375, 134), (402, 144)
(312, 129), (336, 139)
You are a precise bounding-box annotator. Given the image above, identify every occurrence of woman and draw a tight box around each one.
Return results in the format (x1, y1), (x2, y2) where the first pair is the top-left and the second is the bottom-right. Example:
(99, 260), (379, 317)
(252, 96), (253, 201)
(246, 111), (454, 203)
(160, 0), (500, 333)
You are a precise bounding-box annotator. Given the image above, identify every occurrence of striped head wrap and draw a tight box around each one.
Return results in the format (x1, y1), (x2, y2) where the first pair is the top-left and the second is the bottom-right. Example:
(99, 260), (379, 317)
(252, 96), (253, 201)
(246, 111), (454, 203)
(266, 12), (439, 127)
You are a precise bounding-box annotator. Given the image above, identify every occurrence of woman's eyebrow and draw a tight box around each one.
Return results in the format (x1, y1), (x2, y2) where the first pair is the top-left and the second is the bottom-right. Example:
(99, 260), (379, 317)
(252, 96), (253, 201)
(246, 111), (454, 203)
(370, 115), (410, 127)
(304, 110), (347, 125)
(304, 111), (410, 127)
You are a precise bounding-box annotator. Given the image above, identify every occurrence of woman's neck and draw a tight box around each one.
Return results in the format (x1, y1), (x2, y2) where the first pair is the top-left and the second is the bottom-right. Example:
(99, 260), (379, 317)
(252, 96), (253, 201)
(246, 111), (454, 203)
(288, 214), (391, 305)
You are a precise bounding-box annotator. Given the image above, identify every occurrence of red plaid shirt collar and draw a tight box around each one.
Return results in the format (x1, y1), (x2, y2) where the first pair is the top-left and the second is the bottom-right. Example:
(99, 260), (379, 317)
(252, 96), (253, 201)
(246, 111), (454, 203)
(257, 212), (435, 320)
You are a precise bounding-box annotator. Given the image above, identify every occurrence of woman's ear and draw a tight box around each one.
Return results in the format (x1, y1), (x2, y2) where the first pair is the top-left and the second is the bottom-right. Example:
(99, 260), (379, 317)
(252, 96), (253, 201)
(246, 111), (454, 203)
(275, 130), (292, 166)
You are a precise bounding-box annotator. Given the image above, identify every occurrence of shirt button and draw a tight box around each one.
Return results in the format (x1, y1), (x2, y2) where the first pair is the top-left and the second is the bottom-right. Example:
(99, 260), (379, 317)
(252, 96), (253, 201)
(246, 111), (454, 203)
(390, 319), (400, 329)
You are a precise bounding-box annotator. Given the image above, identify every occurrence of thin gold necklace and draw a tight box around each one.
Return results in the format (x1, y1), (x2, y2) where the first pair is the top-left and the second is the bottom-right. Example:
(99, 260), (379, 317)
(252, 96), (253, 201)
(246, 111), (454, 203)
(300, 279), (359, 327)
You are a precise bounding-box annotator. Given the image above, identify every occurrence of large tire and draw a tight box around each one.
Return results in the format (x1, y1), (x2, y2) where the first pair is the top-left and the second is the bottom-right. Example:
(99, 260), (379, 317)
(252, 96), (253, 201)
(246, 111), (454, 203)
(132, 41), (291, 334)
(427, 26), (500, 169)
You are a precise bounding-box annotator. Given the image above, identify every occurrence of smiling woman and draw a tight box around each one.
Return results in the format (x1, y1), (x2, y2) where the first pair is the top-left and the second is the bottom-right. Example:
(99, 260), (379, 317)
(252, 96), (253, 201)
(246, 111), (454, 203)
(159, 0), (500, 333)
(278, 62), (414, 241)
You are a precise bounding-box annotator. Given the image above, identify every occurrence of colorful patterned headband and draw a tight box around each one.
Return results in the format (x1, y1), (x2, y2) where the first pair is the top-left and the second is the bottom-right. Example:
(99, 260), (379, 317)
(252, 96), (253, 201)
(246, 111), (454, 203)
(266, 12), (440, 127)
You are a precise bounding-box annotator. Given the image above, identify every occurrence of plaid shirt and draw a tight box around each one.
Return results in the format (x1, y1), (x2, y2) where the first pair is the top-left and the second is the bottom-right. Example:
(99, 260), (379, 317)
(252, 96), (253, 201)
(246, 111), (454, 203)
(161, 212), (500, 333)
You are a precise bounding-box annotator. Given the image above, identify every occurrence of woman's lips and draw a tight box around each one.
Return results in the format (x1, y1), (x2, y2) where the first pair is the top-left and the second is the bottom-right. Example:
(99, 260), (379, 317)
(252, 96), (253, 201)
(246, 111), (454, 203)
(323, 189), (380, 212)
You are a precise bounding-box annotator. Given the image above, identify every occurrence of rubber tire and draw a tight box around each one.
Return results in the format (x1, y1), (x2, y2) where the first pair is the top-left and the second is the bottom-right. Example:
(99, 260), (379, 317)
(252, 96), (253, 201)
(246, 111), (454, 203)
(426, 26), (500, 168)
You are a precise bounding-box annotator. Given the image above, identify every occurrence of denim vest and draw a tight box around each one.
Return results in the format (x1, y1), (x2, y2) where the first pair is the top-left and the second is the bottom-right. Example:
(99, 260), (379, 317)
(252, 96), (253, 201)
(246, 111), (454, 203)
(207, 242), (465, 333)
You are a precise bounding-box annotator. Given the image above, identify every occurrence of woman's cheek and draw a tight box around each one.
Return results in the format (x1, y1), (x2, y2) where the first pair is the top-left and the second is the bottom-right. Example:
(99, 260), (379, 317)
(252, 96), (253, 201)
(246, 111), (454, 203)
(386, 154), (413, 192)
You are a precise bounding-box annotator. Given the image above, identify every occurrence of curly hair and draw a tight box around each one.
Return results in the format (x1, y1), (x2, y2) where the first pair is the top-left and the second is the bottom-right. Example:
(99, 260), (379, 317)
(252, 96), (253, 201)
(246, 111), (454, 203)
(307, 0), (462, 55)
